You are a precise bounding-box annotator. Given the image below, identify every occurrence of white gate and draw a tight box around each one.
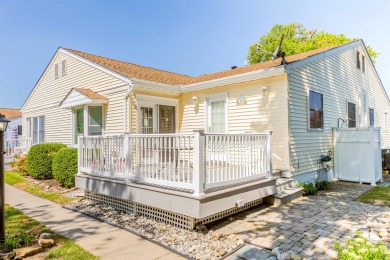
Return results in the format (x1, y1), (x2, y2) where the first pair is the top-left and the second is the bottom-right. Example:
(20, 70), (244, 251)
(334, 128), (382, 185)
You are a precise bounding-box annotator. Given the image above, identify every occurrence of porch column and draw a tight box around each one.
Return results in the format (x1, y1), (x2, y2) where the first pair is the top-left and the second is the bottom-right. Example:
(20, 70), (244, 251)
(193, 130), (205, 199)
(267, 130), (273, 179)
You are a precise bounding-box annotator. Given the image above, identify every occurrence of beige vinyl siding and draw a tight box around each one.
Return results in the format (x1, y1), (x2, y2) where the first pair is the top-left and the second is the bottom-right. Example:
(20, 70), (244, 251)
(22, 51), (128, 145)
(180, 75), (290, 171)
(288, 44), (390, 176)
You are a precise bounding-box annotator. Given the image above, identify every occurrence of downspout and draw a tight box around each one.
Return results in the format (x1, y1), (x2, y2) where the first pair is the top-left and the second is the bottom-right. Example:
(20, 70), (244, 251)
(124, 81), (134, 133)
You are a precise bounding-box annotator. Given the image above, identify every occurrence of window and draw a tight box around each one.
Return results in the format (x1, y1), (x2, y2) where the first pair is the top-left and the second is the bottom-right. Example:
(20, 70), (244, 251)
(17, 125), (22, 135)
(32, 116), (44, 144)
(74, 108), (84, 144)
(88, 106), (103, 135)
(309, 90), (324, 129)
(357, 51), (360, 69)
(54, 63), (59, 78)
(362, 55), (365, 73)
(347, 102), (356, 128)
(61, 60), (67, 76)
(369, 108), (374, 126)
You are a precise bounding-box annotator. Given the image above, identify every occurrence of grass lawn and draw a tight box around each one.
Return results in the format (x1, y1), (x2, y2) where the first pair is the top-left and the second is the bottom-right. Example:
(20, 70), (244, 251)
(4, 172), (76, 205)
(3, 204), (99, 259)
(357, 186), (390, 207)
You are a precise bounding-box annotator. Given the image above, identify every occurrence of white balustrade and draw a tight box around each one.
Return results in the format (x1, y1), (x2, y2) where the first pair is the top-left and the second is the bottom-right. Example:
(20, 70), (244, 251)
(4, 138), (31, 157)
(78, 131), (272, 197)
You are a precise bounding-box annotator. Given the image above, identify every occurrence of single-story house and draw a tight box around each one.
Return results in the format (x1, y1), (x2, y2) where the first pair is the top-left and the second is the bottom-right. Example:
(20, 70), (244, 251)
(21, 39), (390, 228)
(0, 108), (23, 156)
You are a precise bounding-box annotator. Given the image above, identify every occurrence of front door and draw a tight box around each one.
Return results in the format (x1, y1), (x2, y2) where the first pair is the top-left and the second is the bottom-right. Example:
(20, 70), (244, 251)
(207, 98), (226, 133)
(139, 105), (176, 134)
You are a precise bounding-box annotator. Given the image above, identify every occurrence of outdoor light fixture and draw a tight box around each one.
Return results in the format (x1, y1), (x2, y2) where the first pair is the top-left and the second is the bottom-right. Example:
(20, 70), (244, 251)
(192, 96), (200, 105)
(0, 113), (10, 245)
(261, 85), (270, 92)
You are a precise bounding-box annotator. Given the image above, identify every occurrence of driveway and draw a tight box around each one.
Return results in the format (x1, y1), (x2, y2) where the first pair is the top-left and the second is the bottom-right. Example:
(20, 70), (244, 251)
(214, 182), (390, 259)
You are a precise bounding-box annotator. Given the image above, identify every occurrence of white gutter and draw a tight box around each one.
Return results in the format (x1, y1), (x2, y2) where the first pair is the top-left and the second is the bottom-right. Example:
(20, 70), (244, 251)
(123, 82), (134, 133)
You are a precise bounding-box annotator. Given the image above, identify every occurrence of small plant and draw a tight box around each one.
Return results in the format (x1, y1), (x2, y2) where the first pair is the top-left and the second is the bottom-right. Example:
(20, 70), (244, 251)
(27, 143), (67, 179)
(19, 233), (34, 247)
(334, 231), (390, 259)
(52, 148), (78, 188)
(297, 181), (318, 195)
(1, 235), (20, 252)
(11, 154), (28, 175)
(315, 180), (331, 191)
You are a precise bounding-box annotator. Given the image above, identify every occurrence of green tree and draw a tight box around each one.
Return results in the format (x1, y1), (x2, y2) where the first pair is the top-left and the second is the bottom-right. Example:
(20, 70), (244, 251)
(248, 23), (378, 64)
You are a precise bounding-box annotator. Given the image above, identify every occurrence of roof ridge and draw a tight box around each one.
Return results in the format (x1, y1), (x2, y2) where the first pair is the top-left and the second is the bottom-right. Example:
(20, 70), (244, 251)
(64, 48), (193, 79)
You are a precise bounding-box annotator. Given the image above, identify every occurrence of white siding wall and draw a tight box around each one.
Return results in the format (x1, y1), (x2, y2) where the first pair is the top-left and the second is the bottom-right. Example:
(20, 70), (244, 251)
(22, 51), (128, 146)
(180, 75), (290, 171)
(288, 43), (390, 176)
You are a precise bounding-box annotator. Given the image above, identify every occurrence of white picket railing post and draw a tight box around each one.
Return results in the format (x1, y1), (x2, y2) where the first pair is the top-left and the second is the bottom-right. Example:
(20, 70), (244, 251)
(77, 135), (83, 175)
(123, 134), (131, 183)
(266, 131), (273, 179)
(193, 130), (205, 198)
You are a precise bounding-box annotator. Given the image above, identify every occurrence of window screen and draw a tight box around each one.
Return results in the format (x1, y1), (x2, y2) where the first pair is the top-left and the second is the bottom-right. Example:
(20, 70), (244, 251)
(369, 108), (374, 126)
(88, 106), (103, 135)
(309, 91), (323, 129)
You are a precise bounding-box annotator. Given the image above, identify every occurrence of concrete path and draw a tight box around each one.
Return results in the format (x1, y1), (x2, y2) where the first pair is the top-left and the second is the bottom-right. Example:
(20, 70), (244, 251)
(5, 184), (183, 260)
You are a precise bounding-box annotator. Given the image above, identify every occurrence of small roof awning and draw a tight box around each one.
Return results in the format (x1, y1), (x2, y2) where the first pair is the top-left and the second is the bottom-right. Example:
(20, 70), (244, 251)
(60, 88), (108, 109)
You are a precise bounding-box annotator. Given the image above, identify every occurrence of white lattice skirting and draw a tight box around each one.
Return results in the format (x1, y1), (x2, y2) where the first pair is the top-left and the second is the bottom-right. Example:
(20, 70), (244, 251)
(85, 190), (263, 230)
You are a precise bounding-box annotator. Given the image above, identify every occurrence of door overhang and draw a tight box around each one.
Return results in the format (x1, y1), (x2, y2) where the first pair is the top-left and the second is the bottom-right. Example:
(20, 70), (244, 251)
(59, 88), (108, 109)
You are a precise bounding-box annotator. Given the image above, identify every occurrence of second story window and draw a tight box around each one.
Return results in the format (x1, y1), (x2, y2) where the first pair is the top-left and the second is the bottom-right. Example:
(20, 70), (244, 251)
(362, 55), (365, 73)
(357, 51), (360, 69)
(54, 63), (59, 79)
(62, 60), (67, 76)
(369, 108), (374, 126)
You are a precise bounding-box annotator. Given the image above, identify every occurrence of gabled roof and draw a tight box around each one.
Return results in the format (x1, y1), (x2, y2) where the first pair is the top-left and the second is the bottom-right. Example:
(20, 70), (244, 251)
(59, 88), (108, 109)
(0, 108), (22, 119)
(65, 43), (346, 86)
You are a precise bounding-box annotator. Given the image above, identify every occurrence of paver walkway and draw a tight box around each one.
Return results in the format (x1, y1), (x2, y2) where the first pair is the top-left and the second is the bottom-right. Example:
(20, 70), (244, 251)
(5, 184), (183, 260)
(215, 182), (390, 259)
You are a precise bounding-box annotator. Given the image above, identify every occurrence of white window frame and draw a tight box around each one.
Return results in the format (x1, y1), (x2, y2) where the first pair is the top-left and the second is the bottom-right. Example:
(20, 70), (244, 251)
(32, 115), (45, 144)
(61, 60), (67, 76)
(347, 100), (357, 128)
(71, 105), (105, 147)
(205, 92), (229, 133)
(307, 90), (324, 131)
(135, 94), (179, 134)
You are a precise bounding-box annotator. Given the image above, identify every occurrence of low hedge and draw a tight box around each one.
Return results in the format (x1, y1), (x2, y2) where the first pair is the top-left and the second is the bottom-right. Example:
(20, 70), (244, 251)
(27, 143), (67, 180)
(52, 148), (78, 188)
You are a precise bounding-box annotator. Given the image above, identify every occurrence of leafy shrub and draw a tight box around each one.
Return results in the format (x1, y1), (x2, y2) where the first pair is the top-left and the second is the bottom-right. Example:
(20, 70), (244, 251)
(0, 235), (20, 252)
(11, 154), (28, 175)
(52, 148), (78, 188)
(297, 181), (318, 195)
(334, 231), (390, 259)
(27, 143), (67, 180)
(315, 180), (331, 191)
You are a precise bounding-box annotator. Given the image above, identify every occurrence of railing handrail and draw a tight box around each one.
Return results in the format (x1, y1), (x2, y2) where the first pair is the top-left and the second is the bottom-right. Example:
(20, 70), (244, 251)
(203, 132), (271, 136)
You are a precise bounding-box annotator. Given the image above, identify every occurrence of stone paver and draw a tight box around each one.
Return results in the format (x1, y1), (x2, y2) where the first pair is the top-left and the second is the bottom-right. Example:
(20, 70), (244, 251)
(213, 181), (390, 259)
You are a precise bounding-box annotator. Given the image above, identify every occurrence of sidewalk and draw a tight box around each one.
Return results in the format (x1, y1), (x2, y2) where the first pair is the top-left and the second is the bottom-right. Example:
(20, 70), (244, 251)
(5, 184), (183, 260)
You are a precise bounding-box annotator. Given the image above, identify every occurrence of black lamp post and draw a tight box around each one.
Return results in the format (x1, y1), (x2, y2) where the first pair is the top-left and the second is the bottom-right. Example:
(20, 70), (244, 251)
(0, 113), (10, 245)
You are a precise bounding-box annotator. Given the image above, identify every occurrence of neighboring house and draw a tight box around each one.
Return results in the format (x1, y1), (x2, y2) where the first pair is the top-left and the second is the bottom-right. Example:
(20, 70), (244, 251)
(21, 40), (390, 228)
(0, 108), (22, 140)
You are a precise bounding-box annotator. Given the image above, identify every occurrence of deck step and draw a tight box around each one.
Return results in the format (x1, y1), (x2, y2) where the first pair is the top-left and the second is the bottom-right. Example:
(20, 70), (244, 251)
(275, 178), (296, 192)
(263, 187), (303, 207)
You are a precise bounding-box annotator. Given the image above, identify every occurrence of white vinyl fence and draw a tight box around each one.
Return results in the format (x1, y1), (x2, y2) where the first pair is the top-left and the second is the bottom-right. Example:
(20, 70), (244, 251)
(78, 130), (273, 197)
(334, 127), (382, 185)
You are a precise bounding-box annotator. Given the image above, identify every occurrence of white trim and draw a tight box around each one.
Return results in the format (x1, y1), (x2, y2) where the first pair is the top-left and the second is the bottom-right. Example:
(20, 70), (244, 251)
(98, 85), (130, 95)
(136, 94), (179, 106)
(181, 66), (285, 93)
(307, 90), (324, 131)
(59, 48), (133, 84)
(205, 92), (229, 133)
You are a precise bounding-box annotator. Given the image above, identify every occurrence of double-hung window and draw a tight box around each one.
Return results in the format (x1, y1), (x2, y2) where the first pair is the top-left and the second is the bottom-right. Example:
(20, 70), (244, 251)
(32, 116), (44, 144)
(309, 90), (323, 129)
(88, 106), (103, 135)
(347, 102), (356, 128)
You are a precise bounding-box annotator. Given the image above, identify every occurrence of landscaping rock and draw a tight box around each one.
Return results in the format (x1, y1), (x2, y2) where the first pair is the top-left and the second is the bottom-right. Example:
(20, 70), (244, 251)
(13, 246), (43, 259)
(38, 238), (55, 248)
(39, 232), (53, 239)
(0, 251), (16, 260)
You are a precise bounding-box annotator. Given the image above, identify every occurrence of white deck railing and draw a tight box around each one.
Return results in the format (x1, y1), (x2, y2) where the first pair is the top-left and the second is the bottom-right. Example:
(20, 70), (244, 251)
(78, 130), (272, 198)
(4, 138), (31, 157)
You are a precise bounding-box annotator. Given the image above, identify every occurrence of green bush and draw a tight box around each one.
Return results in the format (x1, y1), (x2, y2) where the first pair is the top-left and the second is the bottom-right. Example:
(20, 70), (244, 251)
(52, 148), (78, 188)
(27, 143), (67, 180)
(334, 231), (390, 259)
(315, 180), (331, 191)
(297, 181), (318, 195)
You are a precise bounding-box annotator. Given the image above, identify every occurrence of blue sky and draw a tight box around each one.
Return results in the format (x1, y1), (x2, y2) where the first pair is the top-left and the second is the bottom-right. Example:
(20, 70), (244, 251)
(0, 0), (389, 109)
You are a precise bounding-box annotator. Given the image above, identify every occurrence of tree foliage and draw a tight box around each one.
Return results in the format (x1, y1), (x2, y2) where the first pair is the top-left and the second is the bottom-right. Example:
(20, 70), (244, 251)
(248, 23), (378, 65)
